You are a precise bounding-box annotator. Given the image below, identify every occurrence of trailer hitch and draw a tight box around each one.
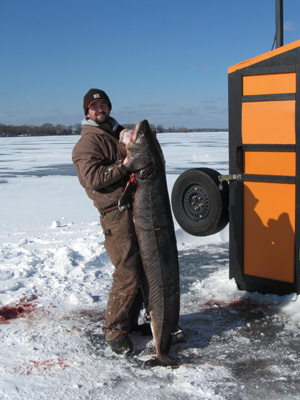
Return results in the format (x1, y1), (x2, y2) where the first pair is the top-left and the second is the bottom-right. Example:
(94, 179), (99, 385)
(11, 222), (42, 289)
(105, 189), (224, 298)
(218, 174), (242, 190)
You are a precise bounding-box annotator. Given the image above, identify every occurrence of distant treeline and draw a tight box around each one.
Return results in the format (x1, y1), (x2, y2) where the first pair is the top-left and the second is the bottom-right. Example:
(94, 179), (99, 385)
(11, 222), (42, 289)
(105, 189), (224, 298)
(0, 123), (81, 137)
(0, 122), (228, 137)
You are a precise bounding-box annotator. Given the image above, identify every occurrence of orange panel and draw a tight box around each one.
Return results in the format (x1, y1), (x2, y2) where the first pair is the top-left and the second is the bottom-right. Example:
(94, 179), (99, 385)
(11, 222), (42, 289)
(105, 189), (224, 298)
(228, 39), (300, 74)
(243, 73), (296, 95)
(242, 101), (296, 144)
(243, 182), (295, 283)
(244, 152), (296, 176)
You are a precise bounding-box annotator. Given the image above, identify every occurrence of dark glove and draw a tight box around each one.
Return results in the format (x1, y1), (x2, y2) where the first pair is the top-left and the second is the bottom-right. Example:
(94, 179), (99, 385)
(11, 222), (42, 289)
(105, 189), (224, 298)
(118, 175), (136, 211)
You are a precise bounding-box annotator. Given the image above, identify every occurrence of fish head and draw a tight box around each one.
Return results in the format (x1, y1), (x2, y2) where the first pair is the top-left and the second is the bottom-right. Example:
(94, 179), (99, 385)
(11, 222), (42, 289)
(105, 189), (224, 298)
(120, 120), (164, 173)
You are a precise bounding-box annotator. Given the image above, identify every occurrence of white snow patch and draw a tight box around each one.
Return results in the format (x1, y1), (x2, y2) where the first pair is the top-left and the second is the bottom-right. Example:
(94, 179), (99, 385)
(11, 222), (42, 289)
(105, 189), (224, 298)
(1, 133), (300, 399)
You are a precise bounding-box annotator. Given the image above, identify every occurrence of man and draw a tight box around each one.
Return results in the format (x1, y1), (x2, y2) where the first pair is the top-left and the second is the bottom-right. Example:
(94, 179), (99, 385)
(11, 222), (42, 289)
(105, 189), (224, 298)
(72, 89), (148, 355)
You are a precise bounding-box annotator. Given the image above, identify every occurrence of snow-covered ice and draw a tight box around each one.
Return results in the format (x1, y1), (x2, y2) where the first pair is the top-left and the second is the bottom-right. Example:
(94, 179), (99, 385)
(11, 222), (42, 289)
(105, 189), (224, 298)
(1, 133), (300, 399)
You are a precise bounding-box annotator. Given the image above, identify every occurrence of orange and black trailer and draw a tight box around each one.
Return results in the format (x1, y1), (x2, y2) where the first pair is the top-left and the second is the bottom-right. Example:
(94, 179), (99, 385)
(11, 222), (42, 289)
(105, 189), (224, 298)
(228, 39), (300, 294)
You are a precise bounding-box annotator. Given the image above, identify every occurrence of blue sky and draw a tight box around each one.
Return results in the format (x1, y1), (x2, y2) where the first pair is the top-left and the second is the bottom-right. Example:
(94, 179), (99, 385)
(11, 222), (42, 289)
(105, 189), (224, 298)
(1, 0), (300, 129)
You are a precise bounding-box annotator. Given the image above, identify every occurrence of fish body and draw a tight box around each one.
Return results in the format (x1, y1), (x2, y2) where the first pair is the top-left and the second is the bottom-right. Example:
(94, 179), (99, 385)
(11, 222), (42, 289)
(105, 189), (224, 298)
(120, 120), (180, 366)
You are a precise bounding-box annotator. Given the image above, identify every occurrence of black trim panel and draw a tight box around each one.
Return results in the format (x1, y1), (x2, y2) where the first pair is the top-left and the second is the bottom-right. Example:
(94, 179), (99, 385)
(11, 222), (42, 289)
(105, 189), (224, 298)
(242, 144), (296, 152)
(235, 274), (296, 295)
(241, 65), (296, 76)
(243, 174), (296, 184)
(243, 94), (296, 102)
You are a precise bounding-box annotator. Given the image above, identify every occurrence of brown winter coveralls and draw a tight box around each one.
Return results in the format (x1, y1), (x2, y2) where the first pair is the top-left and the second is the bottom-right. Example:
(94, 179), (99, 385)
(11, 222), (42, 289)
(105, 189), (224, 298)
(72, 124), (143, 340)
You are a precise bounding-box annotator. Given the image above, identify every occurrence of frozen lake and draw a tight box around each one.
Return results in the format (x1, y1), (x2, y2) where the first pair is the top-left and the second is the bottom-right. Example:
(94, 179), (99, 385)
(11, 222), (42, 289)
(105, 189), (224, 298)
(1, 133), (300, 400)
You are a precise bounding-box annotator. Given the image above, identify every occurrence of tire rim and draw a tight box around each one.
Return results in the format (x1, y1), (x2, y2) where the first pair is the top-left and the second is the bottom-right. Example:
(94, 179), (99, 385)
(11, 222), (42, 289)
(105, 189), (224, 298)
(182, 184), (210, 220)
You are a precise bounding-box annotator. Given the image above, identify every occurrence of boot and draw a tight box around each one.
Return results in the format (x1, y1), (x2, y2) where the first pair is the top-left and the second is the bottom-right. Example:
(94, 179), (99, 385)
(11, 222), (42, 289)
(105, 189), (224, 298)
(108, 334), (133, 355)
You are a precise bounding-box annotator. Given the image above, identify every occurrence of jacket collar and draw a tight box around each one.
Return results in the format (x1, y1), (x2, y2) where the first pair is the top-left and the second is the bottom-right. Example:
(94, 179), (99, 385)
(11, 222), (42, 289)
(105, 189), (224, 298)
(82, 116), (120, 135)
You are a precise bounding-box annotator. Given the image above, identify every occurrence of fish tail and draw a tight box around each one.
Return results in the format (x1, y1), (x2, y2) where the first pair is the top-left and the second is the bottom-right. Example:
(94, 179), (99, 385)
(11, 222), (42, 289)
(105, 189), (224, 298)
(145, 353), (178, 368)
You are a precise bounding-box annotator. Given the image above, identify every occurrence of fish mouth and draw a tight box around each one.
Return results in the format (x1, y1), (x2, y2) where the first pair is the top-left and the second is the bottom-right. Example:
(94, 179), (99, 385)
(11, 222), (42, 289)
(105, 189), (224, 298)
(120, 129), (134, 146)
(120, 120), (148, 145)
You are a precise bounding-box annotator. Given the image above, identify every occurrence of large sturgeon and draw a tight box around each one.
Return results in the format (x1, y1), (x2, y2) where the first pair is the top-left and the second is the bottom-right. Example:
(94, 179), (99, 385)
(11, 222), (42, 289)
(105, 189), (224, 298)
(120, 120), (183, 366)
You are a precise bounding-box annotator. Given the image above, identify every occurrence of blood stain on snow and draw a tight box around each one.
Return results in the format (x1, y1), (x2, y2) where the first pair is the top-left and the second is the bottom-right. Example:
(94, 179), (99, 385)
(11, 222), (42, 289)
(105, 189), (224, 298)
(79, 309), (106, 320)
(204, 298), (274, 314)
(17, 358), (72, 375)
(0, 295), (38, 324)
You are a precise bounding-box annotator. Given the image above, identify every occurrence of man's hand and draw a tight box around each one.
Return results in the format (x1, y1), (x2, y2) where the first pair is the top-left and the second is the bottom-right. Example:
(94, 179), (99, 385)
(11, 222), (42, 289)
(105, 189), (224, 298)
(118, 175), (136, 211)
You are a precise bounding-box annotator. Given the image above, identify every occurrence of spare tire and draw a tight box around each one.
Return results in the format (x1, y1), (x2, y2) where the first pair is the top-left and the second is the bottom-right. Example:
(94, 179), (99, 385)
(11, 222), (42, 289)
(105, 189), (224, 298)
(171, 168), (229, 236)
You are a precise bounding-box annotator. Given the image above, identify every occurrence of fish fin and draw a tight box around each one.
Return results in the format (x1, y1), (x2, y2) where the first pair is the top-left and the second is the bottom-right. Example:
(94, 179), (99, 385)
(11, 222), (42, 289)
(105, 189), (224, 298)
(171, 326), (187, 346)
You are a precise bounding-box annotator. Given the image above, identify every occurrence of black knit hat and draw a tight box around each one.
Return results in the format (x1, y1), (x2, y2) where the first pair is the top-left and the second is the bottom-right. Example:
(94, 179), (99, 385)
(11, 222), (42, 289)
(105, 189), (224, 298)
(83, 89), (112, 116)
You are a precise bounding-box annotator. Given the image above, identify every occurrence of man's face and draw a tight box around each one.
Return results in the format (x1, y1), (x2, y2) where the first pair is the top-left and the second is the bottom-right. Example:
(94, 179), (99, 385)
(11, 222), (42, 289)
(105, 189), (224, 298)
(87, 100), (110, 124)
